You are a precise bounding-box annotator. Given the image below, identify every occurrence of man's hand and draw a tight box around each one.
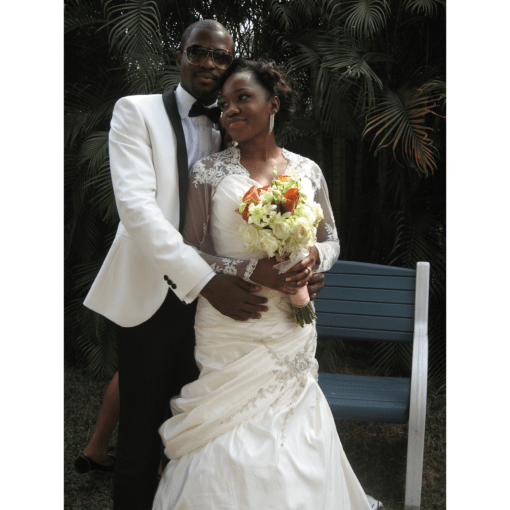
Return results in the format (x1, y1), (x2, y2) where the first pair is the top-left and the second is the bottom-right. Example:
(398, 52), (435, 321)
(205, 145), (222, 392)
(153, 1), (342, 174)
(308, 272), (325, 301)
(250, 257), (302, 295)
(200, 274), (269, 321)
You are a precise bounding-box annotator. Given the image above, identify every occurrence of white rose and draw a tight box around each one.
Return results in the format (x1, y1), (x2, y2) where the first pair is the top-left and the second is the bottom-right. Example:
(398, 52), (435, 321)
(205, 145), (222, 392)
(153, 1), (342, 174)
(240, 224), (260, 249)
(259, 230), (281, 257)
(299, 204), (316, 225)
(272, 219), (292, 241)
(292, 218), (312, 245)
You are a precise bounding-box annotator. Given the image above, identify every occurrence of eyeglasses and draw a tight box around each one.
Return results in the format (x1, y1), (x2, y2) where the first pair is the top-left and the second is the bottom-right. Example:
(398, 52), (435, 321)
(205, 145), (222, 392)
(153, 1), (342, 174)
(184, 44), (233, 70)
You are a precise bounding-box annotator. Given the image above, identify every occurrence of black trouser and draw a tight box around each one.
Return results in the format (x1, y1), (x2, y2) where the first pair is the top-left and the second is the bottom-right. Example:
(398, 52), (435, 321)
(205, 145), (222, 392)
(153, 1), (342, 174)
(113, 290), (199, 510)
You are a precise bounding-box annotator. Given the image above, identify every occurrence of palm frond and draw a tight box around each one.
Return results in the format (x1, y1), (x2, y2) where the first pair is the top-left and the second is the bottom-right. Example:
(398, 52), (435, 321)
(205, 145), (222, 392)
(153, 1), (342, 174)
(79, 131), (109, 171)
(66, 163), (91, 257)
(387, 209), (445, 301)
(75, 306), (118, 377)
(65, 86), (117, 149)
(106, 0), (161, 57)
(286, 40), (322, 74)
(268, 1), (304, 32)
(76, 131), (118, 223)
(314, 28), (392, 110)
(73, 259), (107, 296)
(372, 340), (412, 376)
(157, 64), (181, 92)
(64, 0), (107, 34)
(86, 158), (118, 223)
(74, 208), (105, 261)
(64, 151), (80, 196)
(65, 256), (119, 376)
(316, 337), (345, 374)
(283, 22), (391, 121)
(317, 66), (363, 138)
(363, 81), (445, 175)
(122, 52), (165, 94)
(341, 0), (391, 39)
(324, 53), (388, 112)
(404, 0), (445, 17)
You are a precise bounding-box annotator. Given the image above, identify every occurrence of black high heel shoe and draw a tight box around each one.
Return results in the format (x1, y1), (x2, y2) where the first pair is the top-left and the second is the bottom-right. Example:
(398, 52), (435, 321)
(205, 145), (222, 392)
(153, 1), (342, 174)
(74, 453), (115, 474)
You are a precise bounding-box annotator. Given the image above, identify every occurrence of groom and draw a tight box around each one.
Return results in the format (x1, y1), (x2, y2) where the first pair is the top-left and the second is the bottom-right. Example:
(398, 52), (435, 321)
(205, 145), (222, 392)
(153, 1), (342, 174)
(85, 19), (325, 510)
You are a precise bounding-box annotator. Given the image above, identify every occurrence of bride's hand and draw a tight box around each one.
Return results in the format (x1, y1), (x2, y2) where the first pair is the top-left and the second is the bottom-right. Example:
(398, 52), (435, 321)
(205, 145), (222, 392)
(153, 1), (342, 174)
(250, 257), (300, 295)
(283, 246), (320, 289)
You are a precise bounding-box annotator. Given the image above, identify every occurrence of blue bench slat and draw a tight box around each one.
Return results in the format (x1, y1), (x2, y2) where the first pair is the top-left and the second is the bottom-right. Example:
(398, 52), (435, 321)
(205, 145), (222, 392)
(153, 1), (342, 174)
(326, 274), (416, 291)
(317, 312), (414, 332)
(326, 261), (416, 277)
(328, 400), (409, 423)
(318, 372), (410, 423)
(318, 287), (416, 305)
(320, 374), (409, 400)
(314, 299), (415, 318)
(315, 325), (413, 342)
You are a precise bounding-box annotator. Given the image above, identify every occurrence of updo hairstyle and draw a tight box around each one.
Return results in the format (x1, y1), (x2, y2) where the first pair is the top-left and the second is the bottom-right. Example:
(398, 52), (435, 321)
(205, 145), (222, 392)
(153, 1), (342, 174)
(220, 58), (297, 136)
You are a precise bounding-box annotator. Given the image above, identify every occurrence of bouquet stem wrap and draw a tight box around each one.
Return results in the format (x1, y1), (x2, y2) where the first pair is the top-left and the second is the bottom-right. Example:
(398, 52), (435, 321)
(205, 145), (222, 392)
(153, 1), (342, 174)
(275, 249), (317, 327)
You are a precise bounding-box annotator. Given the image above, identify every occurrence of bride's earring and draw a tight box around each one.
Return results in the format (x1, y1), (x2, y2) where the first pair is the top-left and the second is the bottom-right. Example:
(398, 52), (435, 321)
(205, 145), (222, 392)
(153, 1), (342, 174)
(269, 113), (275, 134)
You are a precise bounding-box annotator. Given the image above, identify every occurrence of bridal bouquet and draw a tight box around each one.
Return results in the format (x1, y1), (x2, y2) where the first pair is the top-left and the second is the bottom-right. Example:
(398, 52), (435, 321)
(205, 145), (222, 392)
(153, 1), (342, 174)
(237, 167), (324, 326)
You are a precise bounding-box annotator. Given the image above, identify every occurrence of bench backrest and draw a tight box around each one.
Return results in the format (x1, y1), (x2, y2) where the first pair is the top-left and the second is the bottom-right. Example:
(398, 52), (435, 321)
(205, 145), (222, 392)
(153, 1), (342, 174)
(315, 260), (417, 343)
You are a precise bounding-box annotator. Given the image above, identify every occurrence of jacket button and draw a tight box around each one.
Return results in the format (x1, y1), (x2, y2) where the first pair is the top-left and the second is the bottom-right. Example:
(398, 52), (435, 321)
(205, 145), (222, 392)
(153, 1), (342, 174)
(171, 284), (177, 289)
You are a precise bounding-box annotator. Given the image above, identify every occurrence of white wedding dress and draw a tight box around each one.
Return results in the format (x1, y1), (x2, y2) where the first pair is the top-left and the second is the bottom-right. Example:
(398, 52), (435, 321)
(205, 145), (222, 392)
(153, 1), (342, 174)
(152, 147), (381, 510)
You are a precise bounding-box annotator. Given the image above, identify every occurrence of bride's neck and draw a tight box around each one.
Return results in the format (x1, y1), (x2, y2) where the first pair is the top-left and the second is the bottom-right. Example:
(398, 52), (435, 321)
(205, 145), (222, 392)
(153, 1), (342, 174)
(237, 134), (280, 162)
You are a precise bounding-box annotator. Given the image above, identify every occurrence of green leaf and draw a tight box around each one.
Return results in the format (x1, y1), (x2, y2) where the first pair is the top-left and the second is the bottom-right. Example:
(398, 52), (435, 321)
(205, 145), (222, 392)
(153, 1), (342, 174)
(363, 81), (445, 175)
(106, 0), (161, 57)
(404, 0), (445, 17)
(341, 0), (391, 39)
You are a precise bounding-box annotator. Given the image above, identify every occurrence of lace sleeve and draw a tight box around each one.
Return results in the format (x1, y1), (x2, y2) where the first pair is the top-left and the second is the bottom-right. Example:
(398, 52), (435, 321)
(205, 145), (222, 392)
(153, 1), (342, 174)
(183, 159), (258, 281)
(311, 165), (340, 273)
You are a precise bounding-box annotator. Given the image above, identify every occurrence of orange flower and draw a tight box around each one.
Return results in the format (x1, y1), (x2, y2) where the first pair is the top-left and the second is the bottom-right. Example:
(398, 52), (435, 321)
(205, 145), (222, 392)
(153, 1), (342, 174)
(235, 208), (248, 222)
(278, 175), (288, 183)
(237, 186), (262, 222)
(280, 187), (299, 213)
(242, 185), (261, 204)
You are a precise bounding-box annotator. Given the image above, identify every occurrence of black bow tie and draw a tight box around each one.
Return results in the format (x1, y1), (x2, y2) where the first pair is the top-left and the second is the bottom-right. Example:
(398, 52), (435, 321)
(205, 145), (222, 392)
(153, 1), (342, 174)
(188, 101), (221, 124)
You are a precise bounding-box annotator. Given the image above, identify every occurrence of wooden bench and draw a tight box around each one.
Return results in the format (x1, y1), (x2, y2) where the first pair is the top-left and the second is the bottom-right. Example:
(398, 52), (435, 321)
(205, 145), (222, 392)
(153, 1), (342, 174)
(315, 260), (430, 510)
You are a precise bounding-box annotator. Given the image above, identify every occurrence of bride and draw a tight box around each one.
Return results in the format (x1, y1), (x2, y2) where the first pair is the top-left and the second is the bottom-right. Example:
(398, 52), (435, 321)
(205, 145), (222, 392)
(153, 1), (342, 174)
(152, 58), (381, 510)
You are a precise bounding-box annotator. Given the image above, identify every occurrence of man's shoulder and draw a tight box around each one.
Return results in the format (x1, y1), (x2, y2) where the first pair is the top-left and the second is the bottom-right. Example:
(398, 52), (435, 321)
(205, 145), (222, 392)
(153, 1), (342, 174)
(115, 93), (164, 109)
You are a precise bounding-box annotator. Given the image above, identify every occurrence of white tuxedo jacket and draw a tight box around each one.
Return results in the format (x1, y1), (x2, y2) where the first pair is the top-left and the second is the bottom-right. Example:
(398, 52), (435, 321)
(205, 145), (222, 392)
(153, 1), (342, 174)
(84, 91), (214, 327)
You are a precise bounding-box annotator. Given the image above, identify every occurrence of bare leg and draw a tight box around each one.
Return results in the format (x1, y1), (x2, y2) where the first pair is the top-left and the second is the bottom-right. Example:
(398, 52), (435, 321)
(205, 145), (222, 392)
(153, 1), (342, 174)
(83, 371), (120, 462)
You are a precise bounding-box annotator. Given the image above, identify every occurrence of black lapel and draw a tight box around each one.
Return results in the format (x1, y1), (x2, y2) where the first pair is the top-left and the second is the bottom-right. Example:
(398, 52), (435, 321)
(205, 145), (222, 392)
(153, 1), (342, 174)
(162, 85), (188, 233)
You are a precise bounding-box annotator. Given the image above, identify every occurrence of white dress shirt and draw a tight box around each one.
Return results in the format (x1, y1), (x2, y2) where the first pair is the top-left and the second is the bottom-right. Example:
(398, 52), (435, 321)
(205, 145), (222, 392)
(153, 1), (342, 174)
(175, 84), (222, 301)
(175, 83), (222, 171)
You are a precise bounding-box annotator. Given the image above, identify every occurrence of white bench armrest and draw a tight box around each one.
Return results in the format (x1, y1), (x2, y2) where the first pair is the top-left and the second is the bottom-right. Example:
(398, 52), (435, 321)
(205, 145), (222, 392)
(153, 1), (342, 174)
(405, 262), (430, 510)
